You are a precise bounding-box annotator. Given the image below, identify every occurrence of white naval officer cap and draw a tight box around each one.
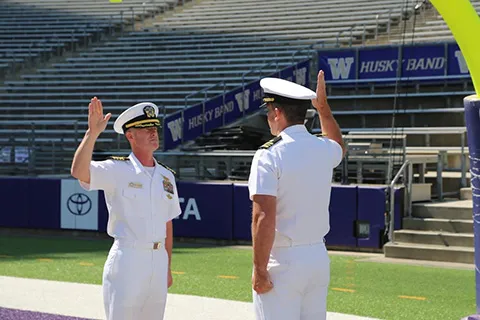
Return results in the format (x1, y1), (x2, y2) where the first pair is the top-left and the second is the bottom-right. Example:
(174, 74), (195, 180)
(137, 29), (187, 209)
(259, 77), (317, 107)
(113, 102), (160, 134)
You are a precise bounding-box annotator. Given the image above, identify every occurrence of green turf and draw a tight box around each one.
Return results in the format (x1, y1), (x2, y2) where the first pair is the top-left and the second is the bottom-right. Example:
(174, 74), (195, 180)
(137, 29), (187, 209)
(0, 235), (475, 320)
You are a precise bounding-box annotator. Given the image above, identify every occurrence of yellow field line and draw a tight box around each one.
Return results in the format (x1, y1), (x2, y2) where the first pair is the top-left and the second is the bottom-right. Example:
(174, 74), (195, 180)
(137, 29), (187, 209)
(332, 287), (355, 293)
(217, 275), (239, 279)
(171, 271), (185, 275)
(79, 262), (94, 266)
(398, 295), (427, 301)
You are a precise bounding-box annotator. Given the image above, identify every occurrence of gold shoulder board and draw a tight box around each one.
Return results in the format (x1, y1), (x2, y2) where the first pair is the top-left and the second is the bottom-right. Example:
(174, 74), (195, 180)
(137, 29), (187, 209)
(259, 136), (282, 149)
(156, 160), (176, 175)
(108, 156), (130, 161)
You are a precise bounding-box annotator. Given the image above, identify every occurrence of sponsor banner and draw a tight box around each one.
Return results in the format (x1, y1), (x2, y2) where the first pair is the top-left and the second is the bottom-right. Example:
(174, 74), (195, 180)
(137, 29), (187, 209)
(60, 179), (98, 231)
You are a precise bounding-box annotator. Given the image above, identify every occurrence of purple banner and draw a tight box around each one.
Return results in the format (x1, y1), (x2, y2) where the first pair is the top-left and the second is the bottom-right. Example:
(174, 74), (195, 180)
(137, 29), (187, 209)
(163, 59), (311, 151)
(318, 42), (471, 82)
(0, 177), (405, 251)
(173, 181), (233, 240)
(232, 183), (252, 241)
(0, 178), (29, 228)
(326, 185), (358, 247)
(0, 178), (61, 229)
(448, 43), (470, 76)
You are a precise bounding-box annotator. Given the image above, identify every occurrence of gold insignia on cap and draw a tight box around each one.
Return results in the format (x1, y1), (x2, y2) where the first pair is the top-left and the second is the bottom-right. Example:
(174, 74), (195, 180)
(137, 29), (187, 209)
(143, 105), (156, 118)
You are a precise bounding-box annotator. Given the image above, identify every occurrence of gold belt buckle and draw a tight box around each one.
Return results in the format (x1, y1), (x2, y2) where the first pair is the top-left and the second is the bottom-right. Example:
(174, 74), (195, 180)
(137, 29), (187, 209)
(153, 242), (161, 250)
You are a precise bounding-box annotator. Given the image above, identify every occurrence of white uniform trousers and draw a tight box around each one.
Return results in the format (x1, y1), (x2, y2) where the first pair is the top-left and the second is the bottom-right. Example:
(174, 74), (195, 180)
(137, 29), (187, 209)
(102, 239), (168, 320)
(253, 241), (330, 320)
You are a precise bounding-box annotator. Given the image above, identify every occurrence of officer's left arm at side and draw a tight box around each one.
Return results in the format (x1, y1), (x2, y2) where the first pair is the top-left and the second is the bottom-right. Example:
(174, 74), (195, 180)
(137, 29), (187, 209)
(166, 219), (173, 287)
(248, 149), (278, 292)
(166, 171), (183, 288)
(251, 194), (276, 275)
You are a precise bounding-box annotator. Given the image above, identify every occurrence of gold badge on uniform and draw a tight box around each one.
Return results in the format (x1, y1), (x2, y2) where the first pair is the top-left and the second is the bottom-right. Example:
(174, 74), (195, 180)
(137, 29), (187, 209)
(162, 175), (174, 195)
(128, 182), (143, 189)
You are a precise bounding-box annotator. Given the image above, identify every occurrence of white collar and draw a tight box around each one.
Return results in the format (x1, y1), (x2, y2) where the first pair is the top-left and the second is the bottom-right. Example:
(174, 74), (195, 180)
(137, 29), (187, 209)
(280, 124), (308, 137)
(128, 152), (159, 175)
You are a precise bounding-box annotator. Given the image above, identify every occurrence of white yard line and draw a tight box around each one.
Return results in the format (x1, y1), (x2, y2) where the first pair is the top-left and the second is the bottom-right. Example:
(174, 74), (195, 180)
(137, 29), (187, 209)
(0, 276), (382, 320)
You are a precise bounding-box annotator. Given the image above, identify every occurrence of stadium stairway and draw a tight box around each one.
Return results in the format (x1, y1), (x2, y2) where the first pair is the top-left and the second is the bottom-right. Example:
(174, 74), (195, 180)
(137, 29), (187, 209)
(384, 198), (474, 264)
(320, 76), (475, 264)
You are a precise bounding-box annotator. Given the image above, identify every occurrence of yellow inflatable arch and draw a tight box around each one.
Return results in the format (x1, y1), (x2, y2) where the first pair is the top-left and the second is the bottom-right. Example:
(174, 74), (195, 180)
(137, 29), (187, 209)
(429, 0), (480, 96)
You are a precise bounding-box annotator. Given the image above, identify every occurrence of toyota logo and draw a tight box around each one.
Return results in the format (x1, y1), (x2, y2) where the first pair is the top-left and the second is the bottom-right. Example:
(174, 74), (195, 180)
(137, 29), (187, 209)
(67, 193), (92, 216)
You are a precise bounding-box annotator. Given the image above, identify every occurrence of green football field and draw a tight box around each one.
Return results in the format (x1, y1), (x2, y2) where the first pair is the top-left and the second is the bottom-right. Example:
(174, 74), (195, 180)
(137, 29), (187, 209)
(0, 235), (475, 320)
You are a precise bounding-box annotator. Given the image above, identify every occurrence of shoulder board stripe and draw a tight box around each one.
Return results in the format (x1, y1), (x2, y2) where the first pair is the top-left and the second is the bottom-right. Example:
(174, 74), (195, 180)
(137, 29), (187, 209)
(259, 136), (282, 149)
(108, 156), (130, 161)
(156, 160), (176, 175)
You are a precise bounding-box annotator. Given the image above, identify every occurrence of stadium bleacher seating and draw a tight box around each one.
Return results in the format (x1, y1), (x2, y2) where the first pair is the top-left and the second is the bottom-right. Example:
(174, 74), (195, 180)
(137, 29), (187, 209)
(1, 0), (411, 175)
(153, 0), (406, 45)
(0, 0), (179, 76)
(0, 0), (474, 183)
(381, 0), (480, 44)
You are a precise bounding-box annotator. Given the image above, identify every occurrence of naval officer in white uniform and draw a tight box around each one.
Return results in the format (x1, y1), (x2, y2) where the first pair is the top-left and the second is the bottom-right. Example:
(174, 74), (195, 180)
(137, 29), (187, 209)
(248, 70), (346, 320)
(71, 97), (182, 320)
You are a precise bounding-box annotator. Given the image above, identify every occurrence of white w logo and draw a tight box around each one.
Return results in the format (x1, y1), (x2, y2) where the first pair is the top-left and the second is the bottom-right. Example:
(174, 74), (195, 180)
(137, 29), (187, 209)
(235, 89), (250, 112)
(327, 57), (354, 80)
(294, 67), (307, 86)
(167, 118), (183, 142)
(454, 50), (469, 74)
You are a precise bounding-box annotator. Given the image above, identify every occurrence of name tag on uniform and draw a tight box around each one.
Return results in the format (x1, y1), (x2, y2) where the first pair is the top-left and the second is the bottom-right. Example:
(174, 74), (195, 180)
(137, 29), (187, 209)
(162, 175), (174, 195)
(128, 182), (143, 189)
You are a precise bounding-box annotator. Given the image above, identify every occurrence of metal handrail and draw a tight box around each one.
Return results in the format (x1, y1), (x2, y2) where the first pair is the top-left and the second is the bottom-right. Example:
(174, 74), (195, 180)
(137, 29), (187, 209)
(241, 60), (279, 85)
(183, 81), (227, 138)
(291, 40), (326, 86)
(240, 60), (280, 117)
(291, 40), (325, 65)
(184, 81), (227, 107)
(336, 23), (362, 47)
(374, 8), (393, 41)
(388, 159), (413, 243)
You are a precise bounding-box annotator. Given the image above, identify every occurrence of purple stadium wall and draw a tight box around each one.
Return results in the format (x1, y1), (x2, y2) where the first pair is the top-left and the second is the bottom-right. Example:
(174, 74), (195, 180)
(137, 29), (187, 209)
(0, 177), (404, 249)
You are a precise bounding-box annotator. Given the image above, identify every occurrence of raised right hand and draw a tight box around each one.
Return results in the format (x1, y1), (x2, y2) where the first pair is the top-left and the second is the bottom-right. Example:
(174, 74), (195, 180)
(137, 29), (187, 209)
(311, 70), (329, 114)
(88, 97), (111, 136)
